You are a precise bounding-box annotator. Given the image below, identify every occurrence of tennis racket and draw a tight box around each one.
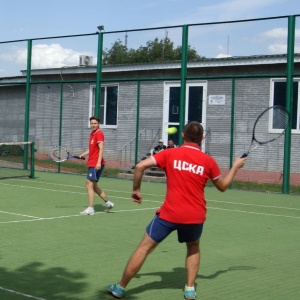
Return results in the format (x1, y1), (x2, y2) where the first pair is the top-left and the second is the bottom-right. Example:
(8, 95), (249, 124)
(48, 146), (85, 162)
(241, 105), (290, 158)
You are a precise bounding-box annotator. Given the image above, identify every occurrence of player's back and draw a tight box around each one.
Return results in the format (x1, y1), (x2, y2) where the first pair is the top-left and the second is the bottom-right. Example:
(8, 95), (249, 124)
(153, 143), (220, 223)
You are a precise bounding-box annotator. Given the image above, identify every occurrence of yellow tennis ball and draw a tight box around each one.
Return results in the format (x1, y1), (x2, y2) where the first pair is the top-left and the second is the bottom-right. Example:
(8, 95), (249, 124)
(166, 127), (178, 134)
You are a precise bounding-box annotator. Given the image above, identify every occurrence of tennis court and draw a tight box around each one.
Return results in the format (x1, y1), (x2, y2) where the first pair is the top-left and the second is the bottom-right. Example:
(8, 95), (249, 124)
(0, 171), (299, 300)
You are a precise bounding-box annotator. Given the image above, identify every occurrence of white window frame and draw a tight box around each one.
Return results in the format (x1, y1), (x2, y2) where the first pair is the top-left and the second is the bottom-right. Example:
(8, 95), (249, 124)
(89, 84), (119, 129)
(270, 78), (300, 134)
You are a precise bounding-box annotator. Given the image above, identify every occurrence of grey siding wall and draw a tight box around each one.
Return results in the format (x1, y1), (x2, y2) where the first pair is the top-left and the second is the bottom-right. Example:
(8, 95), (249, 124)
(0, 85), (35, 143)
(1, 65), (299, 174)
(206, 79), (232, 167)
(33, 83), (91, 154)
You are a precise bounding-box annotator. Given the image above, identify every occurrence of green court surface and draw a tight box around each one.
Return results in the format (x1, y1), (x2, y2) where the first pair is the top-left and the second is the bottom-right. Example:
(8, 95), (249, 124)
(0, 171), (299, 300)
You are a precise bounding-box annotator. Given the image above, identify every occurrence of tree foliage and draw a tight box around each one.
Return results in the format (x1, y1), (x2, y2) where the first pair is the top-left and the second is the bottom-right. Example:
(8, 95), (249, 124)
(102, 37), (204, 65)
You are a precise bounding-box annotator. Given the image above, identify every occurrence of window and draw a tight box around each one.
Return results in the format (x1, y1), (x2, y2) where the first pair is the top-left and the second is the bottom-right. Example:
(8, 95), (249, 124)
(188, 86), (203, 123)
(271, 79), (300, 132)
(89, 85), (118, 128)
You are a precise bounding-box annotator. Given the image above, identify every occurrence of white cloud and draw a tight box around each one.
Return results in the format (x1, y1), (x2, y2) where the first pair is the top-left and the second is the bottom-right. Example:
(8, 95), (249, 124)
(258, 27), (288, 41)
(268, 43), (287, 53)
(216, 53), (232, 58)
(256, 27), (300, 54)
(216, 44), (231, 58)
(31, 44), (81, 68)
(258, 27), (300, 40)
(0, 43), (94, 69)
(268, 43), (300, 53)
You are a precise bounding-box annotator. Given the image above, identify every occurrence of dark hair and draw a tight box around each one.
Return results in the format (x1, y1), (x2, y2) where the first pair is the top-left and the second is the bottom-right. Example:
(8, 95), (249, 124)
(89, 116), (100, 123)
(183, 121), (204, 143)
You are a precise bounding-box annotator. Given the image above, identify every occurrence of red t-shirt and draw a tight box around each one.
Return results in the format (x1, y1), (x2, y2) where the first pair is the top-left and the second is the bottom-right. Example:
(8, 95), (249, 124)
(88, 129), (105, 167)
(152, 142), (220, 224)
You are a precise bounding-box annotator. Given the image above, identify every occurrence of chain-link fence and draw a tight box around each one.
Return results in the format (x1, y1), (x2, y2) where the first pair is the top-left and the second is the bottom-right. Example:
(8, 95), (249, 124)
(0, 15), (299, 193)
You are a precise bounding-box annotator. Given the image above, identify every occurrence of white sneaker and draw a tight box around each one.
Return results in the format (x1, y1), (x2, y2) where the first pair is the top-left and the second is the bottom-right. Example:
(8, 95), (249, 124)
(80, 208), (95, 216)
(105, 201), (114, 212)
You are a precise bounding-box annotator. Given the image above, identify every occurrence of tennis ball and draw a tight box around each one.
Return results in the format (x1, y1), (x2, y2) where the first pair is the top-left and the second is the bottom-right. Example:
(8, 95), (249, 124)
(166, 127), (178, 134)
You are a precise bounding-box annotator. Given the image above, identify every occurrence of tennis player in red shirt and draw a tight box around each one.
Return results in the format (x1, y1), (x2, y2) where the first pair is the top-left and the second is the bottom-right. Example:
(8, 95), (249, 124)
(79, 116), (114, 215)
(107, 121), (247, 299)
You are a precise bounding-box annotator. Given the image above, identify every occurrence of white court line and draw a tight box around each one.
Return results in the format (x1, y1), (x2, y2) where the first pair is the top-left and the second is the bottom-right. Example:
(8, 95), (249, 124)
(0, 182), (163, 204)
(3, 178), (165, 197)
(1, 181), (299, 222)
(0, 207), (159, 224)
(208, 206), (300, 219)
(0, 182), (86, 195)
(0, 182), (164, 203)
(209, 199), (300, 211)
(1, 204), (300, 225)
(0, 210), (41, 219)
(2, 179), (300, 212)
(0, 286), (46, 300)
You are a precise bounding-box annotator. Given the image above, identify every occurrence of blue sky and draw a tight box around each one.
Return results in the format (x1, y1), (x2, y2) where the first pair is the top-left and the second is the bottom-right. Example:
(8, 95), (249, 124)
(0, 0), (300, 76)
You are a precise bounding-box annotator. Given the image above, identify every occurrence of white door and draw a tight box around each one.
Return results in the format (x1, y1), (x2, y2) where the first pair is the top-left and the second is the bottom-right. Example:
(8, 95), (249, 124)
(163, 81), (207, 150)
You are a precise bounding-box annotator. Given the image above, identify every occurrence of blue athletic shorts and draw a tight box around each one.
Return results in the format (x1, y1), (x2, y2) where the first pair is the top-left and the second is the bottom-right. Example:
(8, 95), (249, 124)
(146, 214), (204, 243)
(87, 165), (105, 182)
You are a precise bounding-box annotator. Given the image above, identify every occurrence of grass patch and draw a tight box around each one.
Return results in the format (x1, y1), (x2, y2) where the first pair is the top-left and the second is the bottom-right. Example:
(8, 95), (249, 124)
(1, 172), (299, 299)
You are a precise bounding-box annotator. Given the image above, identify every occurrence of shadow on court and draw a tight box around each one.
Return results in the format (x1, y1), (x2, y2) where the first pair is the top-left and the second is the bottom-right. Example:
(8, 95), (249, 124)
(94, 203), (116, 213)
(198, 265), (257, 279)
(0, 261), (87, 300)
(97, 265), (256, 299)
(54, 203), (111, 212)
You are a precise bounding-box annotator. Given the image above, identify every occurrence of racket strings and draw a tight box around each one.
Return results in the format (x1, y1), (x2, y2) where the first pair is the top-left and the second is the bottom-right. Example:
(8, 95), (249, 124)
(49, 147), (68, 162)
(253, 111), (270, 144)
(273, 108), (290, 129)
(254, 107), (289, 144)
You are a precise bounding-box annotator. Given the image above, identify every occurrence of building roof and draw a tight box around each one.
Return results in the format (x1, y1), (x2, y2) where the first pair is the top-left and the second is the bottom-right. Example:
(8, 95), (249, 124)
(1, 53), (299, 80)
(29, 53), (300, 75)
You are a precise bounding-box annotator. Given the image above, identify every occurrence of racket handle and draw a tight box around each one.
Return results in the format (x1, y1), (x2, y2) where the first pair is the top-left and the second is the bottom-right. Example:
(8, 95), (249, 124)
(73, 156), (85, 160)
(241, 152), (248, 158)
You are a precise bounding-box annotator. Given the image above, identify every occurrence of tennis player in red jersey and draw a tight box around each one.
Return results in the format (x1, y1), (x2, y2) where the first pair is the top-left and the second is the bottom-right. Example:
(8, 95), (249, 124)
(107, 121), (247, 299)
(79, 116), (114, 215)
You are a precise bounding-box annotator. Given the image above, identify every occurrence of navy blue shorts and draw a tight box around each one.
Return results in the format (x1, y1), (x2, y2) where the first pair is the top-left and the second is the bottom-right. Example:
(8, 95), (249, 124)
(87, 165), (104, 182)
(146, 214), (204, 243)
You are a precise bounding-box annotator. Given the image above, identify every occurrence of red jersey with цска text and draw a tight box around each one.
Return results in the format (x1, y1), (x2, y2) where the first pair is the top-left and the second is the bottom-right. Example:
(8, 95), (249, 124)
(88, 128), (105, 167)
(152, 143), (220, 224)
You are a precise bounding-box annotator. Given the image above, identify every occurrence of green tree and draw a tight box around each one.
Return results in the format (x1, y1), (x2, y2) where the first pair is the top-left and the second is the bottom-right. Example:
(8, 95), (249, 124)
(103, 37), (204, 65)
(102, 39), (129, 64)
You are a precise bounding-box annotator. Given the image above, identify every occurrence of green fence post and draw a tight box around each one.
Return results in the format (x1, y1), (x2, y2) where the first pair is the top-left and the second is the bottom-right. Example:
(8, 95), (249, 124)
(179, 25), (188, 145)
(282, 15), (295, 194)
(95, 31), (104, 118)
(135, 81), (141, 166)
(31, 141), (36, 179)
(58, 82), (64, 173)
(24, 39), (32, 169)
(230, 78), (236, 169)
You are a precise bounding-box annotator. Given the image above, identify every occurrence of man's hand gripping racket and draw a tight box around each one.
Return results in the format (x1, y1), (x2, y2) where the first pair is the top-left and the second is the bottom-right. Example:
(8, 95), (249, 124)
(48, 146), (86, 163)
(241, 105), (290, 158)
